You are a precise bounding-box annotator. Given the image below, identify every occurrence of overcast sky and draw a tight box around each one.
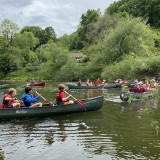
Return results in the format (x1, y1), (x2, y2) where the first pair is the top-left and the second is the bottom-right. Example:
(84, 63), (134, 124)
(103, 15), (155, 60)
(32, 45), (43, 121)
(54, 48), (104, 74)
(0, 0), (116, 37)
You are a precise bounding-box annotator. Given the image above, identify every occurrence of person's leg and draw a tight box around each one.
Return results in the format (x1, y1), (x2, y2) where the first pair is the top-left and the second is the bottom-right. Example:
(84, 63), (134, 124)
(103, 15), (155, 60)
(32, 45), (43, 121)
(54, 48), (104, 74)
(64, 101), (74, 105)
(31, 102), (42, 107)
(12, 103), (20, 108)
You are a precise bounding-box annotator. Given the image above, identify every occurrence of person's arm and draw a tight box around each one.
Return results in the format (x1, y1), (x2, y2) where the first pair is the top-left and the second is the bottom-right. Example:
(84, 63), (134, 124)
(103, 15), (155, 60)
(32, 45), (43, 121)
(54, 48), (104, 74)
(60, 92), (71, 101)
(25, 95), (40, 103)
(62, 95), (71, 101)
(4, 97), (15, 101)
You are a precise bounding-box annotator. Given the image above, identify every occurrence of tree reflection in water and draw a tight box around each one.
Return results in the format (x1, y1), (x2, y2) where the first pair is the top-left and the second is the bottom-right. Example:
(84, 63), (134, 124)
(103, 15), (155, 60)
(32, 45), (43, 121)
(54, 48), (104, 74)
(0, 148), (4, 160)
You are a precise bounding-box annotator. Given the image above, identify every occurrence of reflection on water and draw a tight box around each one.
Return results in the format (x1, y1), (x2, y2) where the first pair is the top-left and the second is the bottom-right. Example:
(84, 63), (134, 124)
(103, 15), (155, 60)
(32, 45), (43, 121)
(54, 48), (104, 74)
(0, 82), (160, 159)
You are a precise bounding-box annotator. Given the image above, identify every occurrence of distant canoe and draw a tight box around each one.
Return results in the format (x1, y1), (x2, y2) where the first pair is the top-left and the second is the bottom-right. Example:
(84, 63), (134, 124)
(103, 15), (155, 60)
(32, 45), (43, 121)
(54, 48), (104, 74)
(0, 84), (9, 89)
(120, 91), (155, 102)
(0, 96), (104, 120)
(68, 84), (122, 90)
(29, 82), (46, 87)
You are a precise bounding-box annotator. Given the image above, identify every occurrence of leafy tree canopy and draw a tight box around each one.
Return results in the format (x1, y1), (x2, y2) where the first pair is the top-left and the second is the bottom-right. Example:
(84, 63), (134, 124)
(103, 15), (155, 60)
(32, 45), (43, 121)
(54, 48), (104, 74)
(106, 0), (160, 28)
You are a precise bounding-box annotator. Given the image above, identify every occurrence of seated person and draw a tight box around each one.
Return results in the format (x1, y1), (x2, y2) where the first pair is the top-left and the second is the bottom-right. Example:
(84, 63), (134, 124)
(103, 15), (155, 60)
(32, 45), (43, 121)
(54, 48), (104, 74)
(137, 81), (147, 93)
(21, 87), (42, 107)
(86, 79), (90, 86)
(146, 80), (156, 91)
(77, 79), (82, 86)
(1, 88), (20, 108)
(56, 84), (74, 105)
(115, 79), (127, 84)
(144, 80), (149, 88)
(30, 79), (36, 85)
(102, 80), (108, 87)
(94, 78), (100, 86)
(88, 80), (93, 86)
(131, 83), (139, 93)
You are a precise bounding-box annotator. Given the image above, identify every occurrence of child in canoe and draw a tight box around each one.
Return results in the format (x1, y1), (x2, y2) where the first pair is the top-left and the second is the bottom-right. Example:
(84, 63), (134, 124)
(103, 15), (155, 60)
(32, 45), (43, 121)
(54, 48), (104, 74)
(21, 87), (42, 107)
(1, 88), (20, 108)
(56, 84), (74, 105)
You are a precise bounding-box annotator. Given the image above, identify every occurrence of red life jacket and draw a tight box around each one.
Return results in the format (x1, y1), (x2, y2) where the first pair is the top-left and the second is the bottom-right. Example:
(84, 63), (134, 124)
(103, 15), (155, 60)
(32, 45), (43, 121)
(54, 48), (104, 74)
(94, 80), (99, 86)
(56, 91), (66, 105)
(1, 94), (14, 108)
(86, 82), (90, 86)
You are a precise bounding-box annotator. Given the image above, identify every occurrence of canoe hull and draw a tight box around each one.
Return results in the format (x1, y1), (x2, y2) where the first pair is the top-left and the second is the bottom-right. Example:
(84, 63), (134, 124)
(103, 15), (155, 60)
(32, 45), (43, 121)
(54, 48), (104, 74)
(68, 84), (121, 89)
(0, 96), (104, 120)
(29, 82), (46, 87)
(120, 91), (154, 102)
(0, 84), (9, 89)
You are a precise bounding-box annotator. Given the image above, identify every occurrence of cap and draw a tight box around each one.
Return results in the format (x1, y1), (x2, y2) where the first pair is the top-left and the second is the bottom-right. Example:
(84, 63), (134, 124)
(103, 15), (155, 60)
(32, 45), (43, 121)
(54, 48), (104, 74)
(138, 81), (143, 85)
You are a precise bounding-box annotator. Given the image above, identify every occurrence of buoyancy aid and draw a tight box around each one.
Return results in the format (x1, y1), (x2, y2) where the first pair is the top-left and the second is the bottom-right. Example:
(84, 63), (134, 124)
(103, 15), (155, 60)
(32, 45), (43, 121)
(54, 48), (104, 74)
(56, 91), (66, 105)
(2, 94), (14, 108)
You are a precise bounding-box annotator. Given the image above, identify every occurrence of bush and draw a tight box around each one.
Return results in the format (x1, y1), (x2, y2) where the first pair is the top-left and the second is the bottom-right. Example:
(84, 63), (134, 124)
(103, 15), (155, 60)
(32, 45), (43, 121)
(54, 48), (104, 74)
(102, 55), (160, 81)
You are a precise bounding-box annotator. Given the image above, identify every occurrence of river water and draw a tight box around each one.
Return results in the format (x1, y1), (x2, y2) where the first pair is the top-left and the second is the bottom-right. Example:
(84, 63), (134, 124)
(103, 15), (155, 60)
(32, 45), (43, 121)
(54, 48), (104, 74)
(0, 81), (160, 160)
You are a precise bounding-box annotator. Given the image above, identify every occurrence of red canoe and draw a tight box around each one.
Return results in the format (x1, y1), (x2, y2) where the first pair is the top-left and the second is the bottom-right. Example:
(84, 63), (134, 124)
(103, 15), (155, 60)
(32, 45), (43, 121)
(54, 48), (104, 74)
(29, 82), (46, 87)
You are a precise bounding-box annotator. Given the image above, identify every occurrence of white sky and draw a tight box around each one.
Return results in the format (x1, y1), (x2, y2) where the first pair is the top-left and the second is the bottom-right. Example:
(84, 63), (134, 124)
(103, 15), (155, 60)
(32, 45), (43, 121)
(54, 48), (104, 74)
(0, 0), (117, 37)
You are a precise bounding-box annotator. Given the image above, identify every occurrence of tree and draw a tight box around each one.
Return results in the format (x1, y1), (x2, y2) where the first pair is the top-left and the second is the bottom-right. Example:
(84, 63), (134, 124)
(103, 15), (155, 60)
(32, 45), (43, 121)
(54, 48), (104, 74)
(0, 53), (21, 75)
(13, 32), (39, 50)
(70, 9), (100, 50)
(44, 26), (56, 43)
(59, 58), (82, 81)
(58, 34), (71, 49)
(106, 0), (160, 28)
(93, 18), (155, 65)
(36, 44), (50, 63)
(21, 26), (57, 47)
(0, 19), (20, 47)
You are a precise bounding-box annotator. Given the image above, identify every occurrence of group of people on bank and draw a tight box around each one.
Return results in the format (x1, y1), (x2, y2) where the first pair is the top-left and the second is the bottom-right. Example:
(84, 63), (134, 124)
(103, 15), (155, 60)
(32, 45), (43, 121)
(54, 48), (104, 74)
(0, 84), (73, 109)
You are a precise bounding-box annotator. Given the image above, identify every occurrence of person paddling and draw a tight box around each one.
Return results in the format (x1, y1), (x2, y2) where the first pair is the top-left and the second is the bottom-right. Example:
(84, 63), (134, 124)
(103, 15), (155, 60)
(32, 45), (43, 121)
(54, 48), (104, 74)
(102, 80), (108, 87)
(94, 78), (100, 86)
(21, 87), (42, 107)
(30, 78), (37, 85)
(1, 88), (20, 108)
(56, 84), (74, 105)
(77, 79), (82, 86)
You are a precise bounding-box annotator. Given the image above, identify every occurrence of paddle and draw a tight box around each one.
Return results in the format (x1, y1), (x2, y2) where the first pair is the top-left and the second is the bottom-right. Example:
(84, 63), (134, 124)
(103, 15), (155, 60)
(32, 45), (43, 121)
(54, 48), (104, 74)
(65, 91), (86, 109)
(35, 91), (53, 106)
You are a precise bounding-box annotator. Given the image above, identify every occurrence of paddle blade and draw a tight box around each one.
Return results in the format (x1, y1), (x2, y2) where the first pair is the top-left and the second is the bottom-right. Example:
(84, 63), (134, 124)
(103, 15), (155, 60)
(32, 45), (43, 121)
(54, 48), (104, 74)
(77, 99), (86, 108)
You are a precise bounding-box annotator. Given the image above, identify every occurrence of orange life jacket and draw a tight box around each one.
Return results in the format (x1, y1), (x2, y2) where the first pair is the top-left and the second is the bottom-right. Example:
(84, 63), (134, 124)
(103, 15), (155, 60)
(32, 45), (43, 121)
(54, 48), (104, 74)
(1, 94), (14, 108)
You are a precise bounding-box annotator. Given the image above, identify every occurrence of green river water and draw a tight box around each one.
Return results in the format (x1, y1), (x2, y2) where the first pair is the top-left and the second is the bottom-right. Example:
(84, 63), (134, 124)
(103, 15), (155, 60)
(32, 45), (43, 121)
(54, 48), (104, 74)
(0, 81), (160, 160)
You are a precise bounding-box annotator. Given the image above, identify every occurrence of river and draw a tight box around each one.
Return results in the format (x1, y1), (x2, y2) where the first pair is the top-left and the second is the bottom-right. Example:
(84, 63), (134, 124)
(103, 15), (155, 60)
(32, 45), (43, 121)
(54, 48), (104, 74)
(0, 81), (160, 160)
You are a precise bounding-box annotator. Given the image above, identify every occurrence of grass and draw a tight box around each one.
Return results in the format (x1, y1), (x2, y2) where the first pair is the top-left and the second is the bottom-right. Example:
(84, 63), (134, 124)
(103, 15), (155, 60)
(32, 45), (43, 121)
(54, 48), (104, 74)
(4, 69), (44, 80)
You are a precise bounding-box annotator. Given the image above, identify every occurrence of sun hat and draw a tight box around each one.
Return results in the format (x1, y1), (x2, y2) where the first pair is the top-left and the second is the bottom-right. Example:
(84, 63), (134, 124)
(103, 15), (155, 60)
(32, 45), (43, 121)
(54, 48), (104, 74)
(138, 81), (143, 85)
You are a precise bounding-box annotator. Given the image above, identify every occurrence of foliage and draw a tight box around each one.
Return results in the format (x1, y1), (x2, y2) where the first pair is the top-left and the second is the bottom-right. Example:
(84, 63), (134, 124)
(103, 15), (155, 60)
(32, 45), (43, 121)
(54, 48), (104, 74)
(106, 0), (160, 28)
(0, 19), (20, 47)
(58, 58), (82, 81)
(69, 9), (100, 50)
(21, 26), (56, 47)
(93, 17), (155, 65)
(0, 0), (160, 81)
(0, 54), (20, 75)
(13, 32), (39, 50)
(102, 55), (160, 81)
(57, 34), (71, 49)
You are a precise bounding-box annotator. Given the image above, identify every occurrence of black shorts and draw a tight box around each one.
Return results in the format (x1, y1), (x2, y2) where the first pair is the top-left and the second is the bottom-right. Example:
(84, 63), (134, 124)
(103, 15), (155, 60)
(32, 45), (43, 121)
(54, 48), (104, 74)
(6, 105), (13, 108)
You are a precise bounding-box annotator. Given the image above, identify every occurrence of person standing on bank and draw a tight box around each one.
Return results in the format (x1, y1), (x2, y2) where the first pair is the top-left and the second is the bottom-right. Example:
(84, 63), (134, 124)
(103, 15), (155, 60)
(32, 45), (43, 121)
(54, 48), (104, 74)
(21, 87), (42, 107)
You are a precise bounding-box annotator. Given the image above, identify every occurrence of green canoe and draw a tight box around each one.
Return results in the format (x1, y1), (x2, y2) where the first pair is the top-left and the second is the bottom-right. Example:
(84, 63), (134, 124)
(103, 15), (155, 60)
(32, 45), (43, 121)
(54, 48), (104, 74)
(0, 84), (9, 89)
(0, 96), (104, 120)
(120, 91), (155, 102)
(68, 84), (122, 90)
